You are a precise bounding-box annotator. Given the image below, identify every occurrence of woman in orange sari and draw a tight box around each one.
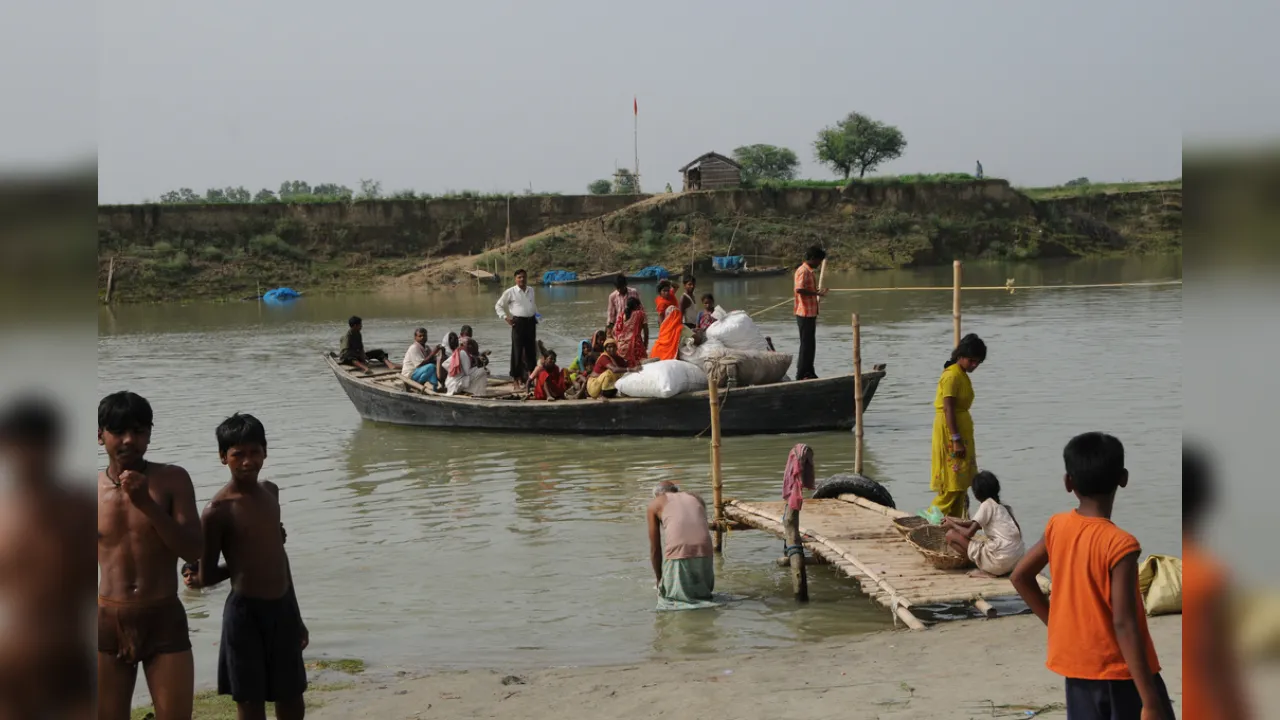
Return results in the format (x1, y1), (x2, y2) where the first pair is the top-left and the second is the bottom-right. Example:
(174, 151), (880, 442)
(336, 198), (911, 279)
(649, 280), (683, 361)
(614, 296), (649, 366)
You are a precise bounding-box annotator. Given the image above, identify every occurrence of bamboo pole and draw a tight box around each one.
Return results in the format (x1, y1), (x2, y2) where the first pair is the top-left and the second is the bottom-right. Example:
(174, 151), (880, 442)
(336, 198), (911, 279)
(708, 379), (724, 553)
(104, 256), (116, 304)
(952, 260), (962, 346)
(852, 313), (864, 474)
(974, 598), (997, 619)
(783, 506), (809, 602)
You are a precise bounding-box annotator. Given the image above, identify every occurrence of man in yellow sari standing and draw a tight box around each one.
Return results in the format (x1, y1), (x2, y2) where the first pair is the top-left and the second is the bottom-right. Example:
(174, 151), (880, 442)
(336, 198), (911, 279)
(931, 334), (987, 518)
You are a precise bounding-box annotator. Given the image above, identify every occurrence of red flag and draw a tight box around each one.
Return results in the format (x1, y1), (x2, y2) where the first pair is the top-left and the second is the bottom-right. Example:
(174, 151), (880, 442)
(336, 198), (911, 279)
(634, 97), (637, 116)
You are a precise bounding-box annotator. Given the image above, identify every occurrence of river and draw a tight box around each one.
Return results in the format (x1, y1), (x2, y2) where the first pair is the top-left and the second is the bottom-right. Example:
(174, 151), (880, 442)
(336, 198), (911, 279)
(97, 256), (1182, 699)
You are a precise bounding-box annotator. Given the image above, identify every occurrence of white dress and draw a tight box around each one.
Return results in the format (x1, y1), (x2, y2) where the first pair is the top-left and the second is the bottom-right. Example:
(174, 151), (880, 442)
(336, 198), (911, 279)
(966, 499), (1026, 576)
(444, 351), (489, 396)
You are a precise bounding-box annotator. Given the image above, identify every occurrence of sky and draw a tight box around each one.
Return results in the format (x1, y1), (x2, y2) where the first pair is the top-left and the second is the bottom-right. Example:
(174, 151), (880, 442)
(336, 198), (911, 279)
(81, 0), (1267, 202)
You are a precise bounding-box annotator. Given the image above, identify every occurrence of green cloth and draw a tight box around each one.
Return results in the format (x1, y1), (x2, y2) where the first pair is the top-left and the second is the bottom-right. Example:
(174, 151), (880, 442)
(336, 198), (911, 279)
(656, 556), (719, 612)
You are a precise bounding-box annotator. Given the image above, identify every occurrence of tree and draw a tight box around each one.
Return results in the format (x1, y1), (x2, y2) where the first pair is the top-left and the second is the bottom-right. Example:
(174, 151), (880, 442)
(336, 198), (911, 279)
(813, 112), (907, 179)
(312, 183), (353, 200)
(254, 188), (279, 203)
(224, 186), (251, 203)
(279, 181), (312, 200)
(357, 178), (382, 201)
(732, 144), (800, 182)
(587, 179), (612, 195)
(1064, 177), (1091, 187)
(613, 169), (639, 195)
(204, 187), (228, 203)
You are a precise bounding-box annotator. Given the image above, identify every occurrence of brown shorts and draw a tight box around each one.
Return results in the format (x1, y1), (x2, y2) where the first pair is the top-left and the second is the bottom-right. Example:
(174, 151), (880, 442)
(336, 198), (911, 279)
(97, 595), (191, 664)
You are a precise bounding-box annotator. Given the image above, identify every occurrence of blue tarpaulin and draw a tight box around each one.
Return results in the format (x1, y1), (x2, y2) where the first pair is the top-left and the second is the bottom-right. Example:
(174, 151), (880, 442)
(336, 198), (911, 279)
(712, 256), (745, 271)
(262, 287), (300, 303)
(542, 270), (578, 284)
(634, 266), (670, 280)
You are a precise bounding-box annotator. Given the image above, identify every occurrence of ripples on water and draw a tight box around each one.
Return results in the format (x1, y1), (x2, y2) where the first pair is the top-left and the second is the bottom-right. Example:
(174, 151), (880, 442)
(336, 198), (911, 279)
(97, 257), (1181, 692)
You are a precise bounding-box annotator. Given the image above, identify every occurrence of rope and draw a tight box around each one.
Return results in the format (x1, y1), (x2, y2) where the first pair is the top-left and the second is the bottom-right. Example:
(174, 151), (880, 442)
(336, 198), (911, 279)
(784, 544), (805, 558)
(749, 278), (1181, 318)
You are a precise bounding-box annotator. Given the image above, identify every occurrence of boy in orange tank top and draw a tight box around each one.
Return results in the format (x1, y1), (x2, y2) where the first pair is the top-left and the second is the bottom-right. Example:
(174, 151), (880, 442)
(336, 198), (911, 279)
(1010, 432), (1176, 720)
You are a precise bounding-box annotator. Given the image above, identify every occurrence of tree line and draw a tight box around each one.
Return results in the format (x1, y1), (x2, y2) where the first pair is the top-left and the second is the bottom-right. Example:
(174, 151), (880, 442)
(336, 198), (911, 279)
(157, 179), (389, 204)
(587, 111), (909, 193)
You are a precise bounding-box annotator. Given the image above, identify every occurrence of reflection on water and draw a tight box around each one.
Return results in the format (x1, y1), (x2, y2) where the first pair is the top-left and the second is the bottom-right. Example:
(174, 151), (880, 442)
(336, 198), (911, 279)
(98, 256), (1181, 695)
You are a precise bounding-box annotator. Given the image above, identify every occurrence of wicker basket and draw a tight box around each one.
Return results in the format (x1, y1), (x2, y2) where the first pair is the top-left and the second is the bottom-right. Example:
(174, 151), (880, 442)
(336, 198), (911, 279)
(892, 516), (929, 536)
(906, 525), (975, 571)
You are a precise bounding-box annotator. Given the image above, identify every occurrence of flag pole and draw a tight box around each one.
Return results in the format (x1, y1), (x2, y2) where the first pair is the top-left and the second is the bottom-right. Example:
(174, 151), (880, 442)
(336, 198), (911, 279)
(633, 96), (641, 194)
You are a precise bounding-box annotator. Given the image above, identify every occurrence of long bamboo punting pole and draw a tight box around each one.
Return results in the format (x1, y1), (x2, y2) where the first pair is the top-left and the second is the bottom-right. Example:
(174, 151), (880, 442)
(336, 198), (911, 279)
(852, 313), (864, 474)
(783, 506), (809, 602)
(952, 260), (962, 346)
(104, 256), (116, 305)
(708, 379), (725, 553)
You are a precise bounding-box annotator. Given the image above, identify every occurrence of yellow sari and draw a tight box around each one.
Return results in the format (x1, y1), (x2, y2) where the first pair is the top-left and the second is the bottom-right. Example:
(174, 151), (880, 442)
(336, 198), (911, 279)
(930, 363), (976, 518)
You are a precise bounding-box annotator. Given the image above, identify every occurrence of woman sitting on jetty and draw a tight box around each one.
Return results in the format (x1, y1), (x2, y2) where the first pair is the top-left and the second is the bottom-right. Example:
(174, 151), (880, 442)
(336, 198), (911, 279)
(930, 333), (987, 518)
(941, 471), (1024, 578)
(587, 338), (630, 399)
(445, 337), (490, 396)
(614, 296), (649, 367)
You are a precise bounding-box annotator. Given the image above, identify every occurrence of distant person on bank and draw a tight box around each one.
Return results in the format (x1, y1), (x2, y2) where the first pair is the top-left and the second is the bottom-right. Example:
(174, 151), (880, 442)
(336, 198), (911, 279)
(495, 269), (539, 391)
(793, 247), (827, 380)
(647, 481), (717, 610)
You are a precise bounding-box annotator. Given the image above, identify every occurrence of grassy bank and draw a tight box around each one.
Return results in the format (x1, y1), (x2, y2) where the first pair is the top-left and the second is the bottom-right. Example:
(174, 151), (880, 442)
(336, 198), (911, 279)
(99, 179), (1180, 303)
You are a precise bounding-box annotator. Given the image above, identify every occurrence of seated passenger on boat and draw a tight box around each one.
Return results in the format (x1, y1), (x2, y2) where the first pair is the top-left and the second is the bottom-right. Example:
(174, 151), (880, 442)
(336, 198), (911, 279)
(444, 338), (489, 396)
(529, 351), (567, 401)
(647, 481), (716, 610)
(340, 316), (395, 373)
(697, 293), (727, 330)
(614, 296), (649, 367)
(587, 338), (629, 399)
(459, 325), (491, 368)
(401, 327), (443, 390)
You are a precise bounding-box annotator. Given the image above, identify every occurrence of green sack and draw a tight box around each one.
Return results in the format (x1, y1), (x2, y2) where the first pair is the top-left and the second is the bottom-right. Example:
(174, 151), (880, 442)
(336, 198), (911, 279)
(917, 506), (944, 525)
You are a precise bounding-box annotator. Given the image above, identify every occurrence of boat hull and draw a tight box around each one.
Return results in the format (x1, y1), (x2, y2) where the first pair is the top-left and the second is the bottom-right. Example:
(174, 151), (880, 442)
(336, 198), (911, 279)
(326, 355), (884, 436)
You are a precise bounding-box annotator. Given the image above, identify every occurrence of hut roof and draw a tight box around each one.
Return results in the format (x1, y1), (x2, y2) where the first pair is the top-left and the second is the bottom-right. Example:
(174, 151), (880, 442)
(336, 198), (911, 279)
(678, 152), (742, 173)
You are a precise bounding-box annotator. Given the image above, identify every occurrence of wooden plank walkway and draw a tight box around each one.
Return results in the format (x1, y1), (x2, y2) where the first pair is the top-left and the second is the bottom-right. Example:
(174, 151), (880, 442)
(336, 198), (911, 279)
(723, 496), (1050, 629)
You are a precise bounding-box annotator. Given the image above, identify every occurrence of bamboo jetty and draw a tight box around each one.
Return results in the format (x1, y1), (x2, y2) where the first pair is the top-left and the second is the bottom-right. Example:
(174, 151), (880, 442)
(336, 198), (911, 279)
(705, 262), (1051, 629)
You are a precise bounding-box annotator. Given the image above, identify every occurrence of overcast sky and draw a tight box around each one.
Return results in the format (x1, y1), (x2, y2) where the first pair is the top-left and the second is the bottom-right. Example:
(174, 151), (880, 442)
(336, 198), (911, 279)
(86, 0), (1266, 202)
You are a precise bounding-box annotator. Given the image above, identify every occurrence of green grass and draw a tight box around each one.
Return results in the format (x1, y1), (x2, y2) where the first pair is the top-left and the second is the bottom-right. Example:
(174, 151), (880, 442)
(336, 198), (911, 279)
(306, 657), (366, 674)
(1020, 179), (1181, 200)
(129, 684), (354, 720)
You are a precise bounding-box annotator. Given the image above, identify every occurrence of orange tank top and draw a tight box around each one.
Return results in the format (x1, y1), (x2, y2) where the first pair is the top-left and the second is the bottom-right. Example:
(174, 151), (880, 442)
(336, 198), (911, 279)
(661, 493), (713, 560)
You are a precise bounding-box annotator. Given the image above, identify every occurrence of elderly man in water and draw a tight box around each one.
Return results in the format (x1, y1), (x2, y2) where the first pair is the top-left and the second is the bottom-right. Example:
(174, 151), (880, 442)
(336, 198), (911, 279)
(646, 481), (716, 609)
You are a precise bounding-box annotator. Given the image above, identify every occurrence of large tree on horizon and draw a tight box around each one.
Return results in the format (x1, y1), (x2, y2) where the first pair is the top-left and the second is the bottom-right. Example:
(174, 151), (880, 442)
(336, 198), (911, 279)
(732, 144), (800, 182)
(813, 112), (907, 179)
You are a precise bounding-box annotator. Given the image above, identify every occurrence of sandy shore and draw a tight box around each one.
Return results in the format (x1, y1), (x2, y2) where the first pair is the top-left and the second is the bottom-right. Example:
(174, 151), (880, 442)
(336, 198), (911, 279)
(309, 615), (1187, 719)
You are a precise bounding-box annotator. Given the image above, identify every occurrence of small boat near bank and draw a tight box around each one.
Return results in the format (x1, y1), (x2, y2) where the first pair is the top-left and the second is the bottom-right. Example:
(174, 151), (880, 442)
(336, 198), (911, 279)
(324, 353), (886, 436)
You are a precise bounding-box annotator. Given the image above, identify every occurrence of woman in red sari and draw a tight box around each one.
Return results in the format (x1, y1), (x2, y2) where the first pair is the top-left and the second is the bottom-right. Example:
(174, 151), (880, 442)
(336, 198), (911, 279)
(649, 280), (683, 361)
(613, 296), (649, 367)
(530, 350), (567, 400)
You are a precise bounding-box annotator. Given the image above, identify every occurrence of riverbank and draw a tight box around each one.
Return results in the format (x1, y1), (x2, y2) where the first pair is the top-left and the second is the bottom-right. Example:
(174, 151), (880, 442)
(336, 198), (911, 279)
(304, 614), (1185, 720)
(97, 179), (1180, 303)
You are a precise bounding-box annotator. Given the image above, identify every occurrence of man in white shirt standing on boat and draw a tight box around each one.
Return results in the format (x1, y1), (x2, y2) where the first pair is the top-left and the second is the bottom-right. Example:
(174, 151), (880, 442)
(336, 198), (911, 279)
(495, 268), (539, 391)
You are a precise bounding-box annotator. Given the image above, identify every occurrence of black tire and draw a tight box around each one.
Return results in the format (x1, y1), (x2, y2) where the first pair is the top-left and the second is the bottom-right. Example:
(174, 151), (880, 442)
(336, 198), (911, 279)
(811, 473), (896, 509)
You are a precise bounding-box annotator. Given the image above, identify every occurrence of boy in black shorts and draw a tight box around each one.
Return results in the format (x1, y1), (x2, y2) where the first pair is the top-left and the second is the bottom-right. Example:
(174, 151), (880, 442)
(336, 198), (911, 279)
(192, 413), (308, 720)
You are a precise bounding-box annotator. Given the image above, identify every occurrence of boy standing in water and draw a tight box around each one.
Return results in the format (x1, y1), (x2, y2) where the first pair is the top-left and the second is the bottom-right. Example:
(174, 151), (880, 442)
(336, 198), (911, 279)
(1011, 432), (1175, 720)
(193, 413), (309, 720)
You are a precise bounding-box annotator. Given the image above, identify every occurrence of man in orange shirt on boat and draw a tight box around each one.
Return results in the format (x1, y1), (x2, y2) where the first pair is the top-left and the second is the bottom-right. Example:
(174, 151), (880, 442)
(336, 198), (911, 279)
(1011, 432), (1176, 720)
(793, 246), (827, 380)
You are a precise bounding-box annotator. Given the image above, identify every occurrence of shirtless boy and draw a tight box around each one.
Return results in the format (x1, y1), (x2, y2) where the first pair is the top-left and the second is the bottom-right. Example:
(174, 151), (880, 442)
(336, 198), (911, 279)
(190, 413), (308, 720)
(0, 397), (95, 719)
(97, 391), (203, 720)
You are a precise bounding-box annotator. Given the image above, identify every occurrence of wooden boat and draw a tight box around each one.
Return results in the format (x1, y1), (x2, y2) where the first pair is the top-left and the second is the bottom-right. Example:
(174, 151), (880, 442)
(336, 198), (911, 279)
(324, 354), (886, 436)
(545, 271), (663, 286)
(705, 265), (789, 278)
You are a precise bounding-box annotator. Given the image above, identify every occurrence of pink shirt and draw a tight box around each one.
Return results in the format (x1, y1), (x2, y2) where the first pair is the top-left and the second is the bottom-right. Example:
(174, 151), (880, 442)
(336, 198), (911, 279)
(607, 288), (641, 326)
